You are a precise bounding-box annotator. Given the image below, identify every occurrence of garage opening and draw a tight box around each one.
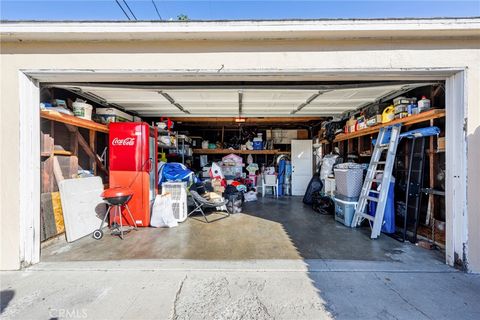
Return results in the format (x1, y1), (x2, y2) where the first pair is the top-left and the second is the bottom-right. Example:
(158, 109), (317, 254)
(37, 80), (448, 265)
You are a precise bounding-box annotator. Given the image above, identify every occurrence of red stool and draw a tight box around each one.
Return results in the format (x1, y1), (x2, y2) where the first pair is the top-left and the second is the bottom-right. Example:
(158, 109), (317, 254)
(93, 187), (138, 240)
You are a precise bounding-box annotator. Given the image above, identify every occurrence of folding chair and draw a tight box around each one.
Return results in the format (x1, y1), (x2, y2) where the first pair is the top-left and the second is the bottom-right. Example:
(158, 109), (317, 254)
(188, 190), (230, 223)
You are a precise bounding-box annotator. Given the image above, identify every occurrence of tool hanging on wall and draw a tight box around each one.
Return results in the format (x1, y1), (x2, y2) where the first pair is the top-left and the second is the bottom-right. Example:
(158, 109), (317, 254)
(351, 125), (401, 239)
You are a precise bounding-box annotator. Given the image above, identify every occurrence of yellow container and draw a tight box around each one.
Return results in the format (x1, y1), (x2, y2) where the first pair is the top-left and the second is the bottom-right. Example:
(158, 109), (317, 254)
(382, 106), (395, 123)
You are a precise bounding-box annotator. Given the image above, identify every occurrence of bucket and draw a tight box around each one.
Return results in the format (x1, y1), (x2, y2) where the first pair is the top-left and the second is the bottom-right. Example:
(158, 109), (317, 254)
(72, 100), (93, 120)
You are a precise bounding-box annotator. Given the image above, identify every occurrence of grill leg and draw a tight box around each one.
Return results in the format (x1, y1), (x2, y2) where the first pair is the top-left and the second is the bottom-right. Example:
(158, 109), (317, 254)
(124, 204), (138, 230)
(118, 205), (124, 240)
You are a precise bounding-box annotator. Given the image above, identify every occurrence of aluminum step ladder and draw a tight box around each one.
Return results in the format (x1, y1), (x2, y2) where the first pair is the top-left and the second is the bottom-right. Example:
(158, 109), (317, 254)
(351, 125), (402, 239)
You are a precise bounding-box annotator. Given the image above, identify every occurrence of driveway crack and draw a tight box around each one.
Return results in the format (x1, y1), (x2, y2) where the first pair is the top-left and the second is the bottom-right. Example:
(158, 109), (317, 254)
(171, 275), (188, 320)
(373, 272), (432, 320)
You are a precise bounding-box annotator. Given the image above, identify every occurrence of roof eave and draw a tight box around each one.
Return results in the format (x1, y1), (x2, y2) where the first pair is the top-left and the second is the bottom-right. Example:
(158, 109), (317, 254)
(1, 18), (479, 42)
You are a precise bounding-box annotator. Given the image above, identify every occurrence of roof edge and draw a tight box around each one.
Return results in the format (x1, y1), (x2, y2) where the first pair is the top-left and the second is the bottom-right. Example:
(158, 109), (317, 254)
(2, 17), (480, 42)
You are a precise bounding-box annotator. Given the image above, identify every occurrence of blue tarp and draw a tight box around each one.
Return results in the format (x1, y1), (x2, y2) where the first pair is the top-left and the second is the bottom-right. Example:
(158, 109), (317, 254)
(372, 125), (440, 145)
(158, 162), (197, 186)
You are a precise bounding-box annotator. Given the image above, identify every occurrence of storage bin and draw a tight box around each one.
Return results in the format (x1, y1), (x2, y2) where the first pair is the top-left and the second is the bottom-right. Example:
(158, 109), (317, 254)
(334, 163), (366, 198)
(221, 165), (243, 179)
(368, 180), (395, 234)
(253, 140), (263, 150)
(334, 197), (358, 227)
(94, 107), (133, 124)
(334, 193), (359, 202)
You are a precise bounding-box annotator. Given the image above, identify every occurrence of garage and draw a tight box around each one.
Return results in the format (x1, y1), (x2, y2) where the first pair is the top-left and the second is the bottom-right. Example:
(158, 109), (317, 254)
(34, 80), (447, 266)
(1, 19), (478, 273)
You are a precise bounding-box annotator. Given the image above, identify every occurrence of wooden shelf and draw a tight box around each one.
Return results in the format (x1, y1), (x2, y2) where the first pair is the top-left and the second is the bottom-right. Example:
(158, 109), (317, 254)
(333, 109), (445, 142)
(193, 149), (289, 155)
(41, 110), (109, 133)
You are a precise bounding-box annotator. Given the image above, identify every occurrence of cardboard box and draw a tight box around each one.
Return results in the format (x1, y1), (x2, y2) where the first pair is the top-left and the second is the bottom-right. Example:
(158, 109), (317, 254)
(346, 118), (357, 133)
(438, 137), (445, 150)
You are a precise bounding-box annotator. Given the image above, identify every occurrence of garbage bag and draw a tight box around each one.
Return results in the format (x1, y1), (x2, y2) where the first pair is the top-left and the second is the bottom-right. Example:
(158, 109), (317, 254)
(303, 174), (323, 205)
(320, 154), (339, 181)
(244, 190), (258, 202)
(151, 194), (178, 228)
(224, 185), (244, 213)
(312, 192), (334, 215)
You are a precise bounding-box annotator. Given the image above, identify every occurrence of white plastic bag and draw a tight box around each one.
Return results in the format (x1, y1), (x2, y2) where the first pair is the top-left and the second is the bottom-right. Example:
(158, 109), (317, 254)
(244, 190), (258, 202)
(320, 154), (339, 181)
(151, 194), (178, 228)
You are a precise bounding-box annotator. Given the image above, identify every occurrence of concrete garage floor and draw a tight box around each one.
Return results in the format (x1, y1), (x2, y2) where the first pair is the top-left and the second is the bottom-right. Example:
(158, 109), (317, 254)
(42, 197), (444, 264)
(3, 197), (480, 319)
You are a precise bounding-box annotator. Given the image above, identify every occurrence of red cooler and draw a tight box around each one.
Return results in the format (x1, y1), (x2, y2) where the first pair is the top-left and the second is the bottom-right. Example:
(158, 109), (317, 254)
(109, 122), (158, 226)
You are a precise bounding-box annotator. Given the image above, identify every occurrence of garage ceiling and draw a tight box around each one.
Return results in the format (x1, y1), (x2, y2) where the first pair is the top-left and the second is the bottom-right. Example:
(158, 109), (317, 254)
(54, 83), (431, 118)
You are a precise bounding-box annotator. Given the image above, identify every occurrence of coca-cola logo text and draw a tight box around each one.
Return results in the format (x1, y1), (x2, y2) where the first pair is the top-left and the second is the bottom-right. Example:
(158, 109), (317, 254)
(112, 137), (136, 146)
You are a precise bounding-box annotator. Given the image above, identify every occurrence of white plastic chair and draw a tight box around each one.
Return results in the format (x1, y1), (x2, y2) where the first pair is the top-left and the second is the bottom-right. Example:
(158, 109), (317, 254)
(262, 174), (278, 198)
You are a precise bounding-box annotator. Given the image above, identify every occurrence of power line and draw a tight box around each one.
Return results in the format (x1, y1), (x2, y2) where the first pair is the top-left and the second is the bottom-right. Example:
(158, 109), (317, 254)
(151, 0), (162, 20)
(115, 0), (131, 20)
(122, 0), (138, 20)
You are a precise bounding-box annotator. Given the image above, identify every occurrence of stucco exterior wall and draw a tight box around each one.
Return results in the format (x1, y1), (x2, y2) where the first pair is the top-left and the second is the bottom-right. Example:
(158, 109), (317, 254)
(1, 37), (479, 271)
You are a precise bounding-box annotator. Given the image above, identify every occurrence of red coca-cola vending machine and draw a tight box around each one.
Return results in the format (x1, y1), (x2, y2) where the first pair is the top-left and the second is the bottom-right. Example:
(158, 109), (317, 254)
(108, 122), (158, 227)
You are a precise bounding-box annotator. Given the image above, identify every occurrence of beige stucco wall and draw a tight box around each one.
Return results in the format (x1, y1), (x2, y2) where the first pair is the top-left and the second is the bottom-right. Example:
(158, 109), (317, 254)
(1, 37), (479, 271)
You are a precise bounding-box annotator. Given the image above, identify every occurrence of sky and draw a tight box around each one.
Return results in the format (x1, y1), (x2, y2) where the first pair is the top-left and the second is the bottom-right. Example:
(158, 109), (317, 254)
(1, 0), (479, 21)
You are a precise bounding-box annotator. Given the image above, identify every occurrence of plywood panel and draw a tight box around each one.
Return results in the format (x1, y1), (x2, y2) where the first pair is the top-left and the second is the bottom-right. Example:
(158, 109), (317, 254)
(59, 176), (106, 242)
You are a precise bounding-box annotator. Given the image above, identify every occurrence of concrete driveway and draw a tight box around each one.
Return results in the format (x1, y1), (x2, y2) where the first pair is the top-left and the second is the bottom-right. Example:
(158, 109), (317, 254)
(1, 259), (479, 320)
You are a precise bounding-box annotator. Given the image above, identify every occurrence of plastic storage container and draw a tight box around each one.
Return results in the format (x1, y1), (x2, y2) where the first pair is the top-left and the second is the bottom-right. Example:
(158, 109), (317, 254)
(418, 96), (431, 113)
(95, 107), (133, 124)
(72, 100), (93, 120)
(253, 138), (263, 150)
(221, 166), (243, 179)
(334, 196), (358, 227)
(368, 180), (395, 234)
(334, 163), (366, 198)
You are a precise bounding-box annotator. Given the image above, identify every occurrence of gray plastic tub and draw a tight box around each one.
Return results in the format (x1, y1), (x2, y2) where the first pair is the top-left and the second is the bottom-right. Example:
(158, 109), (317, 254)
(334, 163), (367, 198)
(334, 197), (358, 227)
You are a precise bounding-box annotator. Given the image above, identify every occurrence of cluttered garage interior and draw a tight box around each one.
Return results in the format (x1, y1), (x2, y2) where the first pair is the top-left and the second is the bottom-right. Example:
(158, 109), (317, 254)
(39, 80), (448, 265)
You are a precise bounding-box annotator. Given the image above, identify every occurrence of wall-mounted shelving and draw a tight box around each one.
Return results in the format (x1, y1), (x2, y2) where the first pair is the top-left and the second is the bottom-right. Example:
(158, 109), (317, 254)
(192, 149), (289, 155)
